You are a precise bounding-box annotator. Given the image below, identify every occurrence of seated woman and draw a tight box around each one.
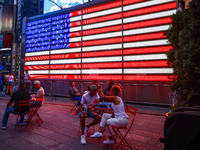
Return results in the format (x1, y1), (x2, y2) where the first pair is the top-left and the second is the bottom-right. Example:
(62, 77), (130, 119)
(90, 85), (128, 144)
(69, 81), (82, 106)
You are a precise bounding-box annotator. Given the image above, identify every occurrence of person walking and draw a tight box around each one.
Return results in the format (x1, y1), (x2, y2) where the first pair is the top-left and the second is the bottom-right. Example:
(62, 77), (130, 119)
(5, 72), (14, 96)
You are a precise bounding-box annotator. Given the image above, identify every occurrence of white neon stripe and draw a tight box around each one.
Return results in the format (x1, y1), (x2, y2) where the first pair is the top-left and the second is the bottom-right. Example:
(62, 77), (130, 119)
(50, 70), (81, 74)
(124, 0), (175, 12)
(70, 26), (81, 32)
(0, 48), (11, 51)
(124, 25), (170, 36)
(83, 19), (122, 30)
(83, 7), (121, 19)
(50, 48), (81, 54)
(70, 16), (81, 22)
(124, 10), (176, 24)
(25, 51), (49, 57)
(82, 43), (122, 52)
(124, 54), (167, 61)
(50, 58), (81, 64)
(69, 37), (81, 42)
(82, 56), (122, 63)
(83, 31), (122, 41)
(29, 70), (49, 74)
(82, 69), (122, 74)
(124, 39), (169, 48)
(124, 68), (173, 74)
(25, 60), (49, 65)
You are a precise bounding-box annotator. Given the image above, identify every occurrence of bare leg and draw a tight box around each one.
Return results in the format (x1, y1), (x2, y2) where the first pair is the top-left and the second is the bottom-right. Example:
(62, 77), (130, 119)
(80, 114), (86, 135)
(10, 85), (12, 95)
(87, 115), (101, 129)
(6, 85), (9, 95)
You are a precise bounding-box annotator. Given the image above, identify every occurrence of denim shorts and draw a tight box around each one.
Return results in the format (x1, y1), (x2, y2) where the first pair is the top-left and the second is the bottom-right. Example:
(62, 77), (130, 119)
(79, 109), (98, 119)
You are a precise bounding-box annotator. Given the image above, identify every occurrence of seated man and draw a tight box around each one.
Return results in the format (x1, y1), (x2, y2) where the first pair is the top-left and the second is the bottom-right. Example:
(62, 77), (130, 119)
(32, 80), (45, 107)
(69, 81), (82, 106)
(79, 85), (101, 144)
(2, 82), (30, 129)
(104, 79), (114, 96)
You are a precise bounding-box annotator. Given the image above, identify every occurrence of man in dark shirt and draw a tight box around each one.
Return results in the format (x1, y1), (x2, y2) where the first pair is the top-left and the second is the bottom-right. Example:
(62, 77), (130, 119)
(104, 79), (114, 96)
(2, 82), (30, 129)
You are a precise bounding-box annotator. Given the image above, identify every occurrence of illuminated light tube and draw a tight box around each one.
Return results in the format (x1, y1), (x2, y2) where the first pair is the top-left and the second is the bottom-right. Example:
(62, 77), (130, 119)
(0, 48), (11, 51)
(25, 55), (49, 61)
(123, 46), (173, 55)
(124, 75), (170, 81)
(83, 1), (121, 14)
(50, 53), (81, 59)
(70, 16), (81, 22)
(69, 37), (81, 42)
(124, 10), (176, 24)
(82, 50), (122, 58)
(83, 19), (122, 30)
(82, 56), (122, 63)
(50, 70), (81, 74)
(70, 31), (81, 37)
(28, 70), (49, 74)
(123, 60), (168, 68)
(83, 7), (121, 19)
(124, 17), (172, 30)
(25, 60), (49, 65)
(70, 10), (81, 17)
(30, 75), (49, 79)
(124, 68), (173, 74)
(83, 37), (122, 46)
(24, 65), (50, 70)
(25, 51), (49, 57)
(50, 75), (80, 79)
(82, 43), (122, 52)
(70, 21), (81, 27)
(83, 13), (122, 25)
(69, 42), (81, 48)
(82, 62), (122, 69)
(82, 75), (122, 80)
(83, 25), (122, 36)
(123, 25), (170, 36)
(82, 69), (122, 74)
(50, 59), (81, 64)
(83, 31), (122, 41)
(124, 0), (176, 12)
(124, 39), (169, 48)
(124, 54), (167, 61)
(123, 0), (146, 6)
(70, 26), (81, 32)
(50, 64), (81, 69)
(50, 48), (81, 54)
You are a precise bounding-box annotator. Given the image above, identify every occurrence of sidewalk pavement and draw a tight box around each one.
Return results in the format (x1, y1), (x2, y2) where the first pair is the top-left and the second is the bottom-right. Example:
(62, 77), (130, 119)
(0, 96), (168, 150)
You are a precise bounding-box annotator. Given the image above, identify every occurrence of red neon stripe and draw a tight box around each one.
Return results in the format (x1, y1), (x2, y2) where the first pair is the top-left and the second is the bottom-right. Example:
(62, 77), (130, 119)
(83, 25), (122, 36)
(83, 1), (121, 14)
(25, 65), (49, 70)
(124, 2), (176, 18)
(82, 75), (122, 80)
(82, 50), (122, 58)
(50, 64), (81, 70)
(83, 13), (122, 25)
(83, 37), (122, 46)
(124, 17), (172, 30)
(123, 32), (166, 42)
(69, 42), (81, 47)
(69, 31), (81, 37)
(50, 75), (80, 79)
(25, 55), (49, 61)
(50, 53), (81, 60)
(124, 46), (172, 55)
(124, 60), (168, 68)
(123, 0), (147, 6)
(70, 10), (81, 17)
(82, 62), (122, 69)
(70, 21), (81, 27)
(124, 75), (171, 81)
(30, 75), (49, 79)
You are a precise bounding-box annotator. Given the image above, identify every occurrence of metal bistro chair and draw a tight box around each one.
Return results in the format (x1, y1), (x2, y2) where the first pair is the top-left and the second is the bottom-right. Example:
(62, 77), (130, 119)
(111, 105), (137, 150)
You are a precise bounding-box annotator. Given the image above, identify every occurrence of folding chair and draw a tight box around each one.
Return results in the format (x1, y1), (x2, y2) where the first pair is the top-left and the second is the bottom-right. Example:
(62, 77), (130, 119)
(70, 97), (81, 112)
(111, 105), (137, 150)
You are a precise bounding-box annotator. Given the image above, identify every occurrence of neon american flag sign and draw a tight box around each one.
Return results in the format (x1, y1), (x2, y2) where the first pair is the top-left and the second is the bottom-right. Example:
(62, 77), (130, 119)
(24, 0), (176, 81)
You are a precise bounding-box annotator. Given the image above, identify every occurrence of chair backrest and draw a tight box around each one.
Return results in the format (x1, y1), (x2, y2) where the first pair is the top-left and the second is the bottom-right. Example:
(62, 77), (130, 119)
(18, 100), (34, 112)
(125, 105), (137, 130)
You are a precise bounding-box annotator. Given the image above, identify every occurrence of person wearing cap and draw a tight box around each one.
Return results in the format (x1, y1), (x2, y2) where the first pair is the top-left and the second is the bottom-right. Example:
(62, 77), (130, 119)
(1, 82), (30, 129)
(104, 79), (114, 96)
(79, 84), (101, 145)
(32, 80), (45, 107)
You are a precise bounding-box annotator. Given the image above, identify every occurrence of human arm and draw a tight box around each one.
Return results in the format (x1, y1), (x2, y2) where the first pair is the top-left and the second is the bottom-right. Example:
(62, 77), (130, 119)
(6, 93), (15, 108)
(98, 90), (120, 105)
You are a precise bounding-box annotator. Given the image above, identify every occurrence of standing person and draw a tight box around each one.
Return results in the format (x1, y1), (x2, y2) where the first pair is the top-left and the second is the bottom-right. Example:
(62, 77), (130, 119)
(1, 82), (30, 129)
(104, 79), (114, 96)
(24, 70), (31, 92)
(90, 85), (128, 145)
(5, 72), (14, 96)
(32, 80), (45, 107)
(79, 85), (101, 145)
(0, 73), (2, 92)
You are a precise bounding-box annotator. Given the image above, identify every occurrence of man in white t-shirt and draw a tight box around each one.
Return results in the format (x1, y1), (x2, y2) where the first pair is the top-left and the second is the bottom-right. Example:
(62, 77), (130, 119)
(32, 80), (45, 107)
(79, 85), (101, 145)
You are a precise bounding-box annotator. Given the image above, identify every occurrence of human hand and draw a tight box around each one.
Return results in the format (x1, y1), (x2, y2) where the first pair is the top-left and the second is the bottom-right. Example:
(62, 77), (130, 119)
(87, 105), (93, 110)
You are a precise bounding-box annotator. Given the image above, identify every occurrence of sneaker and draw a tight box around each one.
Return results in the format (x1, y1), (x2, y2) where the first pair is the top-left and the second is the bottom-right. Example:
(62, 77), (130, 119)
(1, 126), (6, 130)
(84, 125), (88, 135)
(90, 132), (103, 138)
(103, 139), (114, 144)
(81, 135), (86, 144)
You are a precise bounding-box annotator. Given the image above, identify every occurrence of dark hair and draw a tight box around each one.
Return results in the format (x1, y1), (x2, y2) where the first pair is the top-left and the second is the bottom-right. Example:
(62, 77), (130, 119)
(69, 81), (74, 85)
(19, 82), (25, 89)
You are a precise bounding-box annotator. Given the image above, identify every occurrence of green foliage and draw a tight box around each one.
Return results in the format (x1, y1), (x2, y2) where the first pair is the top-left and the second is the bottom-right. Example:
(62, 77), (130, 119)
(166, 0), (200, 106)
